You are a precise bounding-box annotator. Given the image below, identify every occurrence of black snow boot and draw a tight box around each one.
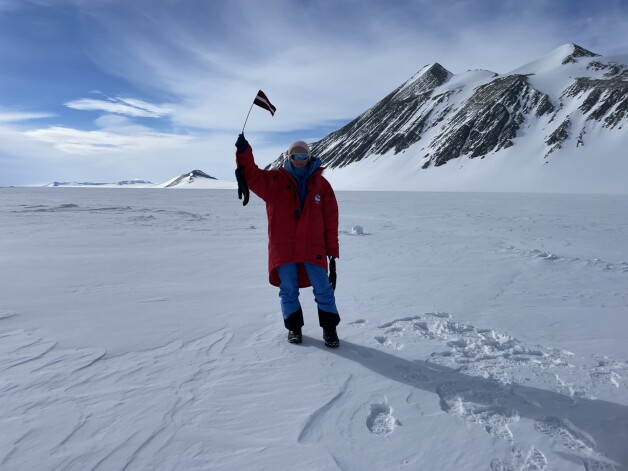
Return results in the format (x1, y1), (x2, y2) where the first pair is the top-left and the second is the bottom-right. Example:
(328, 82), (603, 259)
(285, 307), (304, 344)
(318, 308), (340, 348)
(322, 327), (339, 348)
(288, 328), (303, 344)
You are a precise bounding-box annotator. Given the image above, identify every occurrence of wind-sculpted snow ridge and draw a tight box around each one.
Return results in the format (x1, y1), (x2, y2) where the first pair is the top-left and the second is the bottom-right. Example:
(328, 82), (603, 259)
(0, 310), (16, 320)
(0, 322), (233, 470)
(11, 201), (221, 232)
(14, 203), (132, 213)
(2, 189), (627, 470)
(496, 243), (628, 274)
(46, 179), (153, 187)
(371, 312), (628, 470)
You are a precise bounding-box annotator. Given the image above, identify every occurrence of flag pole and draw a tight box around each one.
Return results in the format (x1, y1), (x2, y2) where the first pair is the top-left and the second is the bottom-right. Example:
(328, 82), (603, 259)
(242, 102), (255, 133)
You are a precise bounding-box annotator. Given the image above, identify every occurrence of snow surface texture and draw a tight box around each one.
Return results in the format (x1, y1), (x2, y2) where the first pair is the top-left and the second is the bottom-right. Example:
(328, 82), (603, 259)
(1, 188), (627, 470)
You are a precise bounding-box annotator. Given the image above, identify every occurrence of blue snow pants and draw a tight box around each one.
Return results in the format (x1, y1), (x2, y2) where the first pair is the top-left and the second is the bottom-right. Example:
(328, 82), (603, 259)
(277, 262), (338, 319)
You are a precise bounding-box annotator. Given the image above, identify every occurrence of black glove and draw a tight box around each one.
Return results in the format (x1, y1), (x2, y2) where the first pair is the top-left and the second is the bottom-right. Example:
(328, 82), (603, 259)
(235, 133), (249, 153)
(328, 256), (336, 291)
(235, 166), (249, 206)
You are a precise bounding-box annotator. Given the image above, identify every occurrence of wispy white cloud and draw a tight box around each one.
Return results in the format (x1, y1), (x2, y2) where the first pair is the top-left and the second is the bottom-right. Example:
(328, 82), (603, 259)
(23, 126), (192, 155)
(65, 96), (173, 118)
(2, 119), (282, 185)
(72, 0), (628, 137)
(0, 111), (54, 123)
(3, 0), (628, 185)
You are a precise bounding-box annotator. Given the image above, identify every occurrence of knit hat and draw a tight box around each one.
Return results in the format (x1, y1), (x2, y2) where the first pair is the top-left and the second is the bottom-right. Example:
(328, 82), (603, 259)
(288, 140), (311, 155)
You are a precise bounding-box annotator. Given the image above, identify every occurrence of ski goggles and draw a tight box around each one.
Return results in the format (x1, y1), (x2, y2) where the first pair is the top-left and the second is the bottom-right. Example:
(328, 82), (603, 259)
(290, 153), (310, 161)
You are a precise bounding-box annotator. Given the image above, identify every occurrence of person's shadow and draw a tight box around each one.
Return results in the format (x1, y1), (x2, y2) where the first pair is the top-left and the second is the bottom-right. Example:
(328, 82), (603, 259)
(308, 338), (628, 469)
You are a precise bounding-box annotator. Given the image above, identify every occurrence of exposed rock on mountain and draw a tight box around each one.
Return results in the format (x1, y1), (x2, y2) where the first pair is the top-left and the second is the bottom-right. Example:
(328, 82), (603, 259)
(164, 170), (217, 188)
(561, 44), (599, 64)
(546, 115), (571, 155)
(564, 72), (628, 128)
(267, 43), (627, 180)
(426, 74), (554, 167)
(269, 63), (454, 170)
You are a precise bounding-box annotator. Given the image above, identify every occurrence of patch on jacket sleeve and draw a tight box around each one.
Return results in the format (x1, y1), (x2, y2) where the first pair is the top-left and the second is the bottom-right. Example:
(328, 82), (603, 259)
(314, 194), (321, 204)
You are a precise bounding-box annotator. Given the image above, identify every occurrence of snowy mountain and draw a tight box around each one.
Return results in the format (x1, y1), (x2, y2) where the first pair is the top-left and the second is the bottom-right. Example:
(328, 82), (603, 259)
(269, 44), (628, 193)
(160, 170), (236, 189)
(162, 169), (217, 187)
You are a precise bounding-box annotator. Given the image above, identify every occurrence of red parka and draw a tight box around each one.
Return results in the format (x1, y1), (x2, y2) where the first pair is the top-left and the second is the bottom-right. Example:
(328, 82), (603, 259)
(236, 145), (339, 288)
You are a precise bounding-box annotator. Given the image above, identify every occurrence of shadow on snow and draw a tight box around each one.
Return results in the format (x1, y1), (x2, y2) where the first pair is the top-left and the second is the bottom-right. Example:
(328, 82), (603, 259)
(307, 338), (628, 469)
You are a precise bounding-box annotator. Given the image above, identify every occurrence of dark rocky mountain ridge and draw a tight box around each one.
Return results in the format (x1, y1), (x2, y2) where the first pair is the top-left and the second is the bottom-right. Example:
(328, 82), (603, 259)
(267, 44), (627, 174)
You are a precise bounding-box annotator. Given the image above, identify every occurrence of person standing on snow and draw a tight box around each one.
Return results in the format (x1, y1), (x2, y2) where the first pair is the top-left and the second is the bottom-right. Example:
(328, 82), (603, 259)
(235, 133), (341, 347)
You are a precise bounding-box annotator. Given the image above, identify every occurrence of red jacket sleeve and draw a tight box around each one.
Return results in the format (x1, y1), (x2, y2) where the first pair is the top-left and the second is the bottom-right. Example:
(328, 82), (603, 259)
(235, 145), (277, 202)
(322, 179), (339, 259)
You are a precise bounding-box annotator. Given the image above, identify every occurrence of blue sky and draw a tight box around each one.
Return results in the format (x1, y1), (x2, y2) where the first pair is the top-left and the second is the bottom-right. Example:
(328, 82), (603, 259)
(1, 0), (627, 185)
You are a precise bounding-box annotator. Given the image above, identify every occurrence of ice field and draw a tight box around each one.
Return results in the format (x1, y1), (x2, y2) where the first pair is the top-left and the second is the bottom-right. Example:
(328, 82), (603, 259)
(1, 187), (627, 470)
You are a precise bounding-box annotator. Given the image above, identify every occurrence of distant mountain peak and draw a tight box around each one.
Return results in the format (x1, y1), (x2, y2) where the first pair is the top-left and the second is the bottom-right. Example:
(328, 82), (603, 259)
(165, 169), (217, 188)
(187, 170), (216, 179)
(545, 43), (599, 62)
(420, 62), (451, 75)
(510, 43), (603, 76)
(392, 62), (453, 101)
(561, 43), (600, 64)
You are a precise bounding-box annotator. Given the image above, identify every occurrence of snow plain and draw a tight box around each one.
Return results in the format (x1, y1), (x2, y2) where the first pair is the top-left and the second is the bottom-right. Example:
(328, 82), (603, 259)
(1, 187), (627, 470)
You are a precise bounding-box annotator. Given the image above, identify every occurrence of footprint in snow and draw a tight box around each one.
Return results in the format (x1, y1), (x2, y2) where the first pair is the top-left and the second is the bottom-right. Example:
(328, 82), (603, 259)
(366, 402), (400, 435)
(383, 326), (404, 336)
(348, 319), (367, 328)
(435, 380), (521, 443)
(590, 357), (628, 389)
(374, 335), (402, 350)
(491, 445), (547, 471)
(376, 311), (626, 469)
(379, 312), (574, 383)
(534, 417), (617, 470)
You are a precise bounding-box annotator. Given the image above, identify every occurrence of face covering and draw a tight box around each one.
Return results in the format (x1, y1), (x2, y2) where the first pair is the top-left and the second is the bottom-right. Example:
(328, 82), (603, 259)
(291, 161), (310, 178)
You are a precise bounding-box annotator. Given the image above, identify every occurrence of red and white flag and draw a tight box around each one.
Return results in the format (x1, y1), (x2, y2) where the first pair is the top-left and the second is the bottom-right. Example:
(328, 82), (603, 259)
(253, 90), (276, 116)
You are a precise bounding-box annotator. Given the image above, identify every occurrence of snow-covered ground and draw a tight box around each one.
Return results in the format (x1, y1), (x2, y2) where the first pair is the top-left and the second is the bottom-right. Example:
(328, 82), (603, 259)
(1, 188), (627, 470)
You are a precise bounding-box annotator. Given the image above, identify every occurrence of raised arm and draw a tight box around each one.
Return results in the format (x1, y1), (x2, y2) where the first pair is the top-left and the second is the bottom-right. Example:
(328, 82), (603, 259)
(235, 134), (278, 202)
